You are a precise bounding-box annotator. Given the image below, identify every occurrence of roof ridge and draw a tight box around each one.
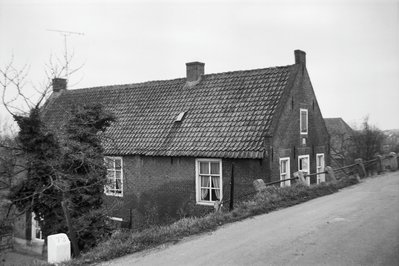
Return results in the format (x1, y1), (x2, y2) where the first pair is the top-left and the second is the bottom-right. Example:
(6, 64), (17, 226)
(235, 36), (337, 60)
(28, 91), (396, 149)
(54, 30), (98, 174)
(203, 64), (295, 78)
(67, 64), (295, 93)
(68, 77), (186, 93)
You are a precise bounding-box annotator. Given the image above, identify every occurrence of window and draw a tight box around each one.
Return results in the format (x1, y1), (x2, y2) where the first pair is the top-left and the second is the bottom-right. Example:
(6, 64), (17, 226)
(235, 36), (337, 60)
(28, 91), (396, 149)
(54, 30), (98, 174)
(300, 109), (308, 134)
(175, 111), (186, 122)
(279, 157), (291, 187)
(31, 213), (44, 241)
(316, 153), (325, 184)
(105, 156), (123, 197)
(298, 155), (310, 185)
(196, 159), (222, 205)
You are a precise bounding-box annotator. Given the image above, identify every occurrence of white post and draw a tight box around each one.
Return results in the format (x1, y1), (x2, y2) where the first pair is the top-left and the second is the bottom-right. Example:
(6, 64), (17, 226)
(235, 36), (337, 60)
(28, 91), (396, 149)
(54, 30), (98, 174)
(47, 233), (71, 263)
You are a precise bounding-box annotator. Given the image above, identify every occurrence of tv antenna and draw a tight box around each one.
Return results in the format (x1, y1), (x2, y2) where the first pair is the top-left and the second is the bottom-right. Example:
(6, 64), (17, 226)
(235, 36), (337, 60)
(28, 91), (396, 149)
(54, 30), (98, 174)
(47, 29), (84, 79)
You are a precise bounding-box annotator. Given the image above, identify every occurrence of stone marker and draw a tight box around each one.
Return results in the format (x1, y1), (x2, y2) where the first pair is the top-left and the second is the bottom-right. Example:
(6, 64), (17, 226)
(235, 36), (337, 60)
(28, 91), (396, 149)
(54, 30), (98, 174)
(389, 152), (398, 171)
(355, 158), (366, 178)
(325, 166), (336, 182)
(253, 179), (266, 192)
(48, 233), (71, 263)
(294, 171), (307, 185)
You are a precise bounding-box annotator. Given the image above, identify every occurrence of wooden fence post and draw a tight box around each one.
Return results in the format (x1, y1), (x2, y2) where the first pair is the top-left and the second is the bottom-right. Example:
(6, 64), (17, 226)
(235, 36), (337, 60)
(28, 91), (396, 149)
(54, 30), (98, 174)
(355, 158), (366, 178)
(214, 201), (221, 212)
(374, 154), (384, 174)
(325, 166), (336, 182)
(229, 163), (235, 211)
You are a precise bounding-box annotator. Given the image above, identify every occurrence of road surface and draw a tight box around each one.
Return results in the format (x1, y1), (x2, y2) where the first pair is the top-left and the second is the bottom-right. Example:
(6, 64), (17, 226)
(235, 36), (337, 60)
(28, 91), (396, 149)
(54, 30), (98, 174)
(101, 172), (399, 266)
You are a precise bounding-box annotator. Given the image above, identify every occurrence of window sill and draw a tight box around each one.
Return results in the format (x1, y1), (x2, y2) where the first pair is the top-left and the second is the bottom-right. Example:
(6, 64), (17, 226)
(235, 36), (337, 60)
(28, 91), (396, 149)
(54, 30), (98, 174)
(196, 201), (218, 206)
(108, 217), (123, 222)
(105, 193), (123, 197)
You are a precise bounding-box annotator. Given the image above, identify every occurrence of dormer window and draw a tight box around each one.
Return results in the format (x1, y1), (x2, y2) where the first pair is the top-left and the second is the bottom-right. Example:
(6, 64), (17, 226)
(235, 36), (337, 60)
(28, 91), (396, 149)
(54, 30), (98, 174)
(300, 109), (308, 134)
(175, 111), (186, 122)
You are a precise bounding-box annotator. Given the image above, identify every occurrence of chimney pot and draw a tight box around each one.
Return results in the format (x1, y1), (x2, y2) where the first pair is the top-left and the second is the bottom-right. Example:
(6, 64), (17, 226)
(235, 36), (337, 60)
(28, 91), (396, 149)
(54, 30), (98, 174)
(52, 78), (67, 92)
(294, 50), (306, 65)
(186, 62), (205, 82)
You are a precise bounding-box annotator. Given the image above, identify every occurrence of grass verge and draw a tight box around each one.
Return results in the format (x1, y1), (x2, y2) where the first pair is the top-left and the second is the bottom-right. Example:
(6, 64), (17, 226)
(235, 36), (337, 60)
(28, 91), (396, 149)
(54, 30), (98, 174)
(63, 176), (359, 265)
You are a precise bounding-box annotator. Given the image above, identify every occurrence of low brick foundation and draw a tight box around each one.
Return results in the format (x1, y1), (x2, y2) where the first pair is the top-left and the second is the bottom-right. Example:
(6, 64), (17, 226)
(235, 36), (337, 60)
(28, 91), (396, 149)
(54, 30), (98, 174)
(0, 224), (13, 251)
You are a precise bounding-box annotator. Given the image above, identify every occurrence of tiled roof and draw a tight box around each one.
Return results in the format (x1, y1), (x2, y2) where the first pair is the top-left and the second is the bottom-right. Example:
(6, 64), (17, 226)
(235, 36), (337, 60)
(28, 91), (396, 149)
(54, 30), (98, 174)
(43, 65), (297, 159)
(324, 118), (354, 137)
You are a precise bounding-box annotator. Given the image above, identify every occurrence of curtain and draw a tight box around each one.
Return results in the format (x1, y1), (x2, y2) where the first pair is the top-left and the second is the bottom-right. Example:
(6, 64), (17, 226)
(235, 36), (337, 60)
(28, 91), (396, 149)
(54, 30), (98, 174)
(212, 176), (220, 200)
(201, 176), (209, 199)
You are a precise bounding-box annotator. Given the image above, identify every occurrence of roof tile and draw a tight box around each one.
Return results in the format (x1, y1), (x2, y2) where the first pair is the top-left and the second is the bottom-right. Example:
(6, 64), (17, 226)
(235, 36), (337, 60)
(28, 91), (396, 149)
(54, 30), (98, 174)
(43, 65), (296, 159)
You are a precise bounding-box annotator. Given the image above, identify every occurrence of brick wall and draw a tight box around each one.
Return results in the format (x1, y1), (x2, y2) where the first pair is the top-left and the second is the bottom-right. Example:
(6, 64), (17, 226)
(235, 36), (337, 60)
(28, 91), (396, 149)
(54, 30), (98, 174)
(104, 155), (269, 228)
(270, 66), (330, 184)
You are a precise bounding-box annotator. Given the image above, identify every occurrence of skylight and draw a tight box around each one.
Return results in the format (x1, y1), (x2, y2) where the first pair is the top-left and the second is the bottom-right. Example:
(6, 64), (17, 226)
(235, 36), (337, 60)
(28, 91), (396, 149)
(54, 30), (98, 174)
(175, 111), (186, 122)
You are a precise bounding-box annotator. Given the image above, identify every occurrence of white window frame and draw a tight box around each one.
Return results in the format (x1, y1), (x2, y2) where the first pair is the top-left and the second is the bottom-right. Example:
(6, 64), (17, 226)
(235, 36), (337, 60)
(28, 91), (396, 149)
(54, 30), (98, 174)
(108, 216), (123, 222)
(279, 157), (291, 187)
(298, 155), (310, 185)
(316, 153), (325, 184)
(104, 156), (123, 197)
(195, 158), (223, 206)
(300, 108), (308, 135)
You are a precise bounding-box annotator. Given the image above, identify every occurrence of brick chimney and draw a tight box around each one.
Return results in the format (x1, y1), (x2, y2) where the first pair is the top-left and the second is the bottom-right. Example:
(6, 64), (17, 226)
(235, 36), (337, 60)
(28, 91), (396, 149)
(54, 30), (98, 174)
(52, 78), (67, 92)
(186, 62), (204, 82)
(294, 50), (306, 65)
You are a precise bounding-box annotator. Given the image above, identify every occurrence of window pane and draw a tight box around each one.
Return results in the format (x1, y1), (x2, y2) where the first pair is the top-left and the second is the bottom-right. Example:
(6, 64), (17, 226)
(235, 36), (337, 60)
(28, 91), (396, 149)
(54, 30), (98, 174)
(300, 158), (309, 171)
(115, 159), (122, 169)
(301, 111), (307, 132)
(115, 171), (121, 180)
(211, 188), (220, 201)
(210, 162), (220, 174)
(115, 179), (121, 190)
(211, 176), (220, 189)
(201, 189), (210, 200)
(200, 176), (210, 187)
(199, 162), (209, 174)
(281, 160), (286, 173)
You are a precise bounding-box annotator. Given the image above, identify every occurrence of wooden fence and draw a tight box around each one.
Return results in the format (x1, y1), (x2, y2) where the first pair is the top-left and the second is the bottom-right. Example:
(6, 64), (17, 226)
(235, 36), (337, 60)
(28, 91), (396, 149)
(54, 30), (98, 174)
(220, 153), (398, 211)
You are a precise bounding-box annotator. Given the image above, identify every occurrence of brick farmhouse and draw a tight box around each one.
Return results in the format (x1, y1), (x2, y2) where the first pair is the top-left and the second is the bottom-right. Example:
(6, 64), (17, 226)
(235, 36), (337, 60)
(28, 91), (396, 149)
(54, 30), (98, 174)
(40, 50), (330, 227)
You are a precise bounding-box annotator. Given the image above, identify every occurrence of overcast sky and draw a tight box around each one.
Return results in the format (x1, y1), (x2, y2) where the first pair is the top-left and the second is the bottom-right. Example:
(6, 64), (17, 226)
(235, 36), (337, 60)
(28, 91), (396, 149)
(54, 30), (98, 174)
(0, 0), (398, 130)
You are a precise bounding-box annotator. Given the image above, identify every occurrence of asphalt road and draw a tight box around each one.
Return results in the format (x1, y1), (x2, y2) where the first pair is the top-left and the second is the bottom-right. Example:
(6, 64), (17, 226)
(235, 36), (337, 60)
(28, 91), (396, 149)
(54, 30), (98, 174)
(101, 172), (399, 266)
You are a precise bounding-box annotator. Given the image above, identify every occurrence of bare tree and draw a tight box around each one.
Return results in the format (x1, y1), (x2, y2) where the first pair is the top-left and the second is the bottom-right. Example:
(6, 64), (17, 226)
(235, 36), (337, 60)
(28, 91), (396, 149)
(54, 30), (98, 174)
(350, 117), (386, 161)
(0, 54), (110, 257)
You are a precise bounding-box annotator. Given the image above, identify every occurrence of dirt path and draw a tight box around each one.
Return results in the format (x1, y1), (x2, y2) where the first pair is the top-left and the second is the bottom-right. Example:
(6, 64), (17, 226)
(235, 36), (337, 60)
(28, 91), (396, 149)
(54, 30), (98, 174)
(100, 172), (399, 266)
